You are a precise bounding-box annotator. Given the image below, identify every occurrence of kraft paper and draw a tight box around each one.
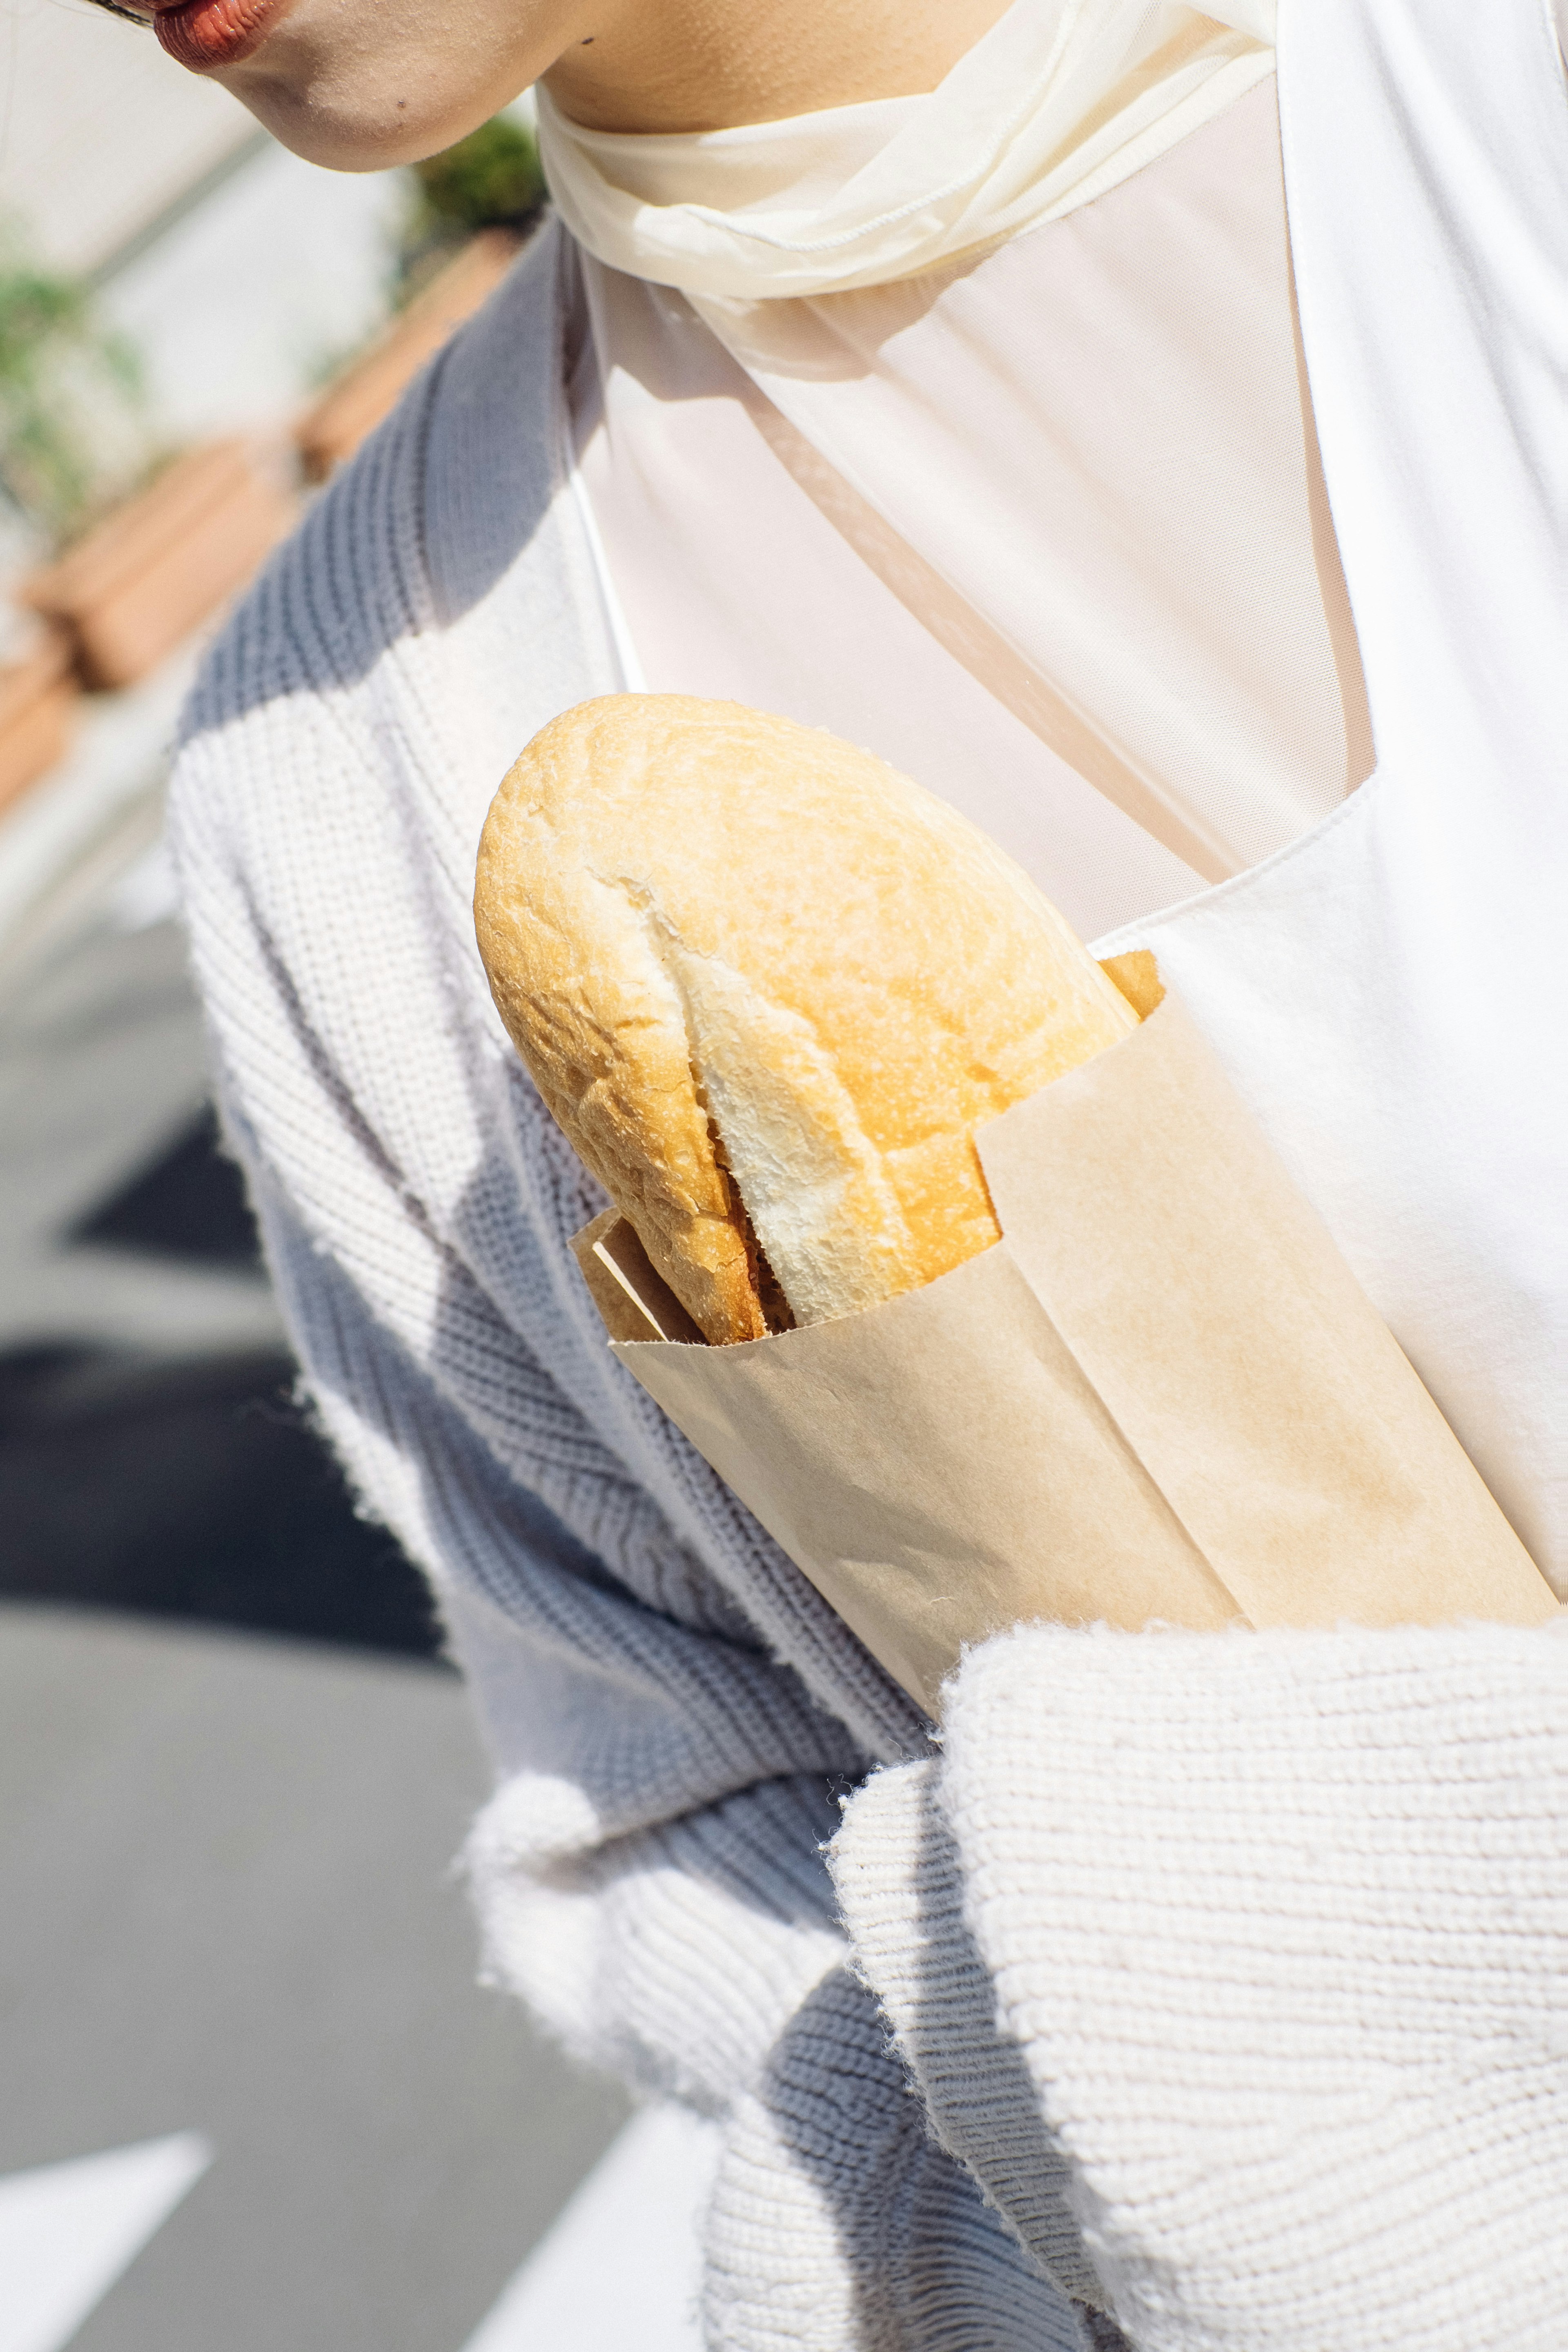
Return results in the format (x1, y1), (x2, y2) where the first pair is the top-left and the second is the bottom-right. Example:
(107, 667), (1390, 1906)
(578, 975), (1555, 1714)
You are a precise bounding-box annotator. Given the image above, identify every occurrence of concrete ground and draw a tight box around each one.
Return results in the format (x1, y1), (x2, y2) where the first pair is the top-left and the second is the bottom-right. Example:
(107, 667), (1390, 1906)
(0, 1606), (628, 2352)
(0, 707), (659, 2349)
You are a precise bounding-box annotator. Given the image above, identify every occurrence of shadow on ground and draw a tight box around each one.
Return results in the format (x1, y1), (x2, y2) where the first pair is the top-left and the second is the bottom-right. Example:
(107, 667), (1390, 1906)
(1, 1106), (442, 1660)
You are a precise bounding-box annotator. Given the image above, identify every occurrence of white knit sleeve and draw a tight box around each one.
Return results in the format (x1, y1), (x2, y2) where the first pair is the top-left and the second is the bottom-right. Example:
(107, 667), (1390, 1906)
(262, 1120), (1094, 2344)
(704, 1967), (1095, 2351)
(239, 1132), (855, 2106)
(164, 254), (1101, 2341)
(835, 1617), (1568, 2352)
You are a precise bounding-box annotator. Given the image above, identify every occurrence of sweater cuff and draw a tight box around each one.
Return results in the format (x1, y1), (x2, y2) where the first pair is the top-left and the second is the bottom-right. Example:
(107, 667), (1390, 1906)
(887, 1618), (1568, 2352)
(832, 1758), (1106, 2312)
(703, 1967), (1091, 2350)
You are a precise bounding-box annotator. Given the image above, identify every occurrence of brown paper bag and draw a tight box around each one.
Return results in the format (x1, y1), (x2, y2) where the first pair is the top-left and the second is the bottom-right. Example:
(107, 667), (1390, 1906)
(572, 976), (1555, 1713)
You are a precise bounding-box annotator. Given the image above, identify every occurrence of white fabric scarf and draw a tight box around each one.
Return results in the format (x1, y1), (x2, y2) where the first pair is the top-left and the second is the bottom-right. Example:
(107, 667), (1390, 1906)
(537, 0), (1276, 300)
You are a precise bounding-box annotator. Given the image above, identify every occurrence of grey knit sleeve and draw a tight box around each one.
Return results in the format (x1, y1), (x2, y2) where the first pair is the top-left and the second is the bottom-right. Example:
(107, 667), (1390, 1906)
(706, 1966), (1094, 2350)
(169, 644), (875, 2107)
(160, 249), (1111, 2343)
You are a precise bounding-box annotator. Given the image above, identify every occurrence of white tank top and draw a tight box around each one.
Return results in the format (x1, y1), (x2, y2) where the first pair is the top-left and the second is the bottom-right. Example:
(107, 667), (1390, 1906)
(570, 0), (1568, 1588)
(1116, 0), (1568, 1586)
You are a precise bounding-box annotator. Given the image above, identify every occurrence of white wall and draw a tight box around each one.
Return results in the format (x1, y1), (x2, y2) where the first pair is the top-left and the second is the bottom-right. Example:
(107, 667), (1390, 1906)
(0, 0), (254, 275)
(96, 140), (408, 444)
(2, 0), (413, 455)
(1, 9), (546, 532)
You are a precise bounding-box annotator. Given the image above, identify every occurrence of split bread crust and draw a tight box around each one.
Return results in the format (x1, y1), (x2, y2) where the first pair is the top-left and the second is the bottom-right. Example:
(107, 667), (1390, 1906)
(474, 695), (1138, 1344)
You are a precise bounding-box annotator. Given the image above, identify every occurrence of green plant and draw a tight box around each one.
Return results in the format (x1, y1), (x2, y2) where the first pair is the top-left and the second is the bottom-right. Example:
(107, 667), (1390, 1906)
(0, 235), (146, 545)
(396, 113), (547, 294)
(412, 114), (546, 237)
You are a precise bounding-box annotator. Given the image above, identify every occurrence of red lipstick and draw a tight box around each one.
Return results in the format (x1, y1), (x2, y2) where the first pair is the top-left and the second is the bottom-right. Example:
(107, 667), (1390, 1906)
(150, 0), (289, 72)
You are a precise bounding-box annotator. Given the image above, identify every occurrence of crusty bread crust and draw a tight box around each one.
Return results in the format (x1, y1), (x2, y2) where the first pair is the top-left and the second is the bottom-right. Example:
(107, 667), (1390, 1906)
(475, 695), (1137, 1344)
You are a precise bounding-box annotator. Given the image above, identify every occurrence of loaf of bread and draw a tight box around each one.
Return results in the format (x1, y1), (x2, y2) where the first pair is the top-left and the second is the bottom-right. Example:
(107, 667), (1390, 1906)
(474, 695), (1138, 1344)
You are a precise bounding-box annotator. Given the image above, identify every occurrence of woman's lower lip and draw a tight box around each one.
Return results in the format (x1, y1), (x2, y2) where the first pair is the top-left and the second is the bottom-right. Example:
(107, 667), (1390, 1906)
(152, 0), (285, 72)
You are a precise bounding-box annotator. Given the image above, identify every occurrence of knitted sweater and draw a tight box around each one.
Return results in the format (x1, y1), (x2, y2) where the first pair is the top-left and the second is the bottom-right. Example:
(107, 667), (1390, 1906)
(168, 3), (1568, 2334)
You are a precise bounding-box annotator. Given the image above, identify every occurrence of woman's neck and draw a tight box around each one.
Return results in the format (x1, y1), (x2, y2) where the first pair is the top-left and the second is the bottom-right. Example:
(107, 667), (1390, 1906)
(541, 0), (1016, 134)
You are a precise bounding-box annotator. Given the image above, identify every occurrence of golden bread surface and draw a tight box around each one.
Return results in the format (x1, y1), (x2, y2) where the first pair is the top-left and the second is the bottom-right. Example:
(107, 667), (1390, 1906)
(474, 695), (1138, 1343)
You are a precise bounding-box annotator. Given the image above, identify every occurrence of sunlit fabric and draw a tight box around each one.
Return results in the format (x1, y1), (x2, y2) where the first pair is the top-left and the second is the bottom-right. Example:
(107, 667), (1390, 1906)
(572, 81), (1371, 938)
(538, 0), (1275, 300)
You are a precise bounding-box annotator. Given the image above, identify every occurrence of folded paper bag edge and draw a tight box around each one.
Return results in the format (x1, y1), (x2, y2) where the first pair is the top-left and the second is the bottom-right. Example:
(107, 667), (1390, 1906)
(569, 1209), (706, 1345)
(568, 971), (1556, 1685)
(566, 948), (1162, 1358)
(615, 1227), (1247, 1709)
(973, 990), (1557, 1630)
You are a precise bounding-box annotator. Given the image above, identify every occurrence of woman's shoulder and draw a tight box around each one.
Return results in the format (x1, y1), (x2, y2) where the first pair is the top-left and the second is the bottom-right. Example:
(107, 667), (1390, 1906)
(164, 213), (614, 1094)
(174, 216), (577, 768)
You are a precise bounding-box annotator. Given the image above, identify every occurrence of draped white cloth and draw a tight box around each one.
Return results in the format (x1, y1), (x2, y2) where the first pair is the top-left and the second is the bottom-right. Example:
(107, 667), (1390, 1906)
(538, 0), (1276, 299)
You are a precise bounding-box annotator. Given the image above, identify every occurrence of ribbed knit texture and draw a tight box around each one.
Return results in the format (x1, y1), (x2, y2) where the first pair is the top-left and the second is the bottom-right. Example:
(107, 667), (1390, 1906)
(169, 218), (1568, 2347)
(838, 1621), (1568, 2351)
(706, 1969), (1092, 2350)
(167, 223), (1020, 2341)
(835, 1760), (1106, 2312)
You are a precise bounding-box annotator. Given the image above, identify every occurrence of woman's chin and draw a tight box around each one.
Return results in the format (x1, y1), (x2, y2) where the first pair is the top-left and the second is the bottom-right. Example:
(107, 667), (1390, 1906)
(193, 0), (561, 172)
(213, 51), (519, 172)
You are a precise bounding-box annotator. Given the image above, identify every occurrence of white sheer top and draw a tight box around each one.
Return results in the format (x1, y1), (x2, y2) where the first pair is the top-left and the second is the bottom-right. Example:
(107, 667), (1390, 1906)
(568, 78), (1374, 943)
